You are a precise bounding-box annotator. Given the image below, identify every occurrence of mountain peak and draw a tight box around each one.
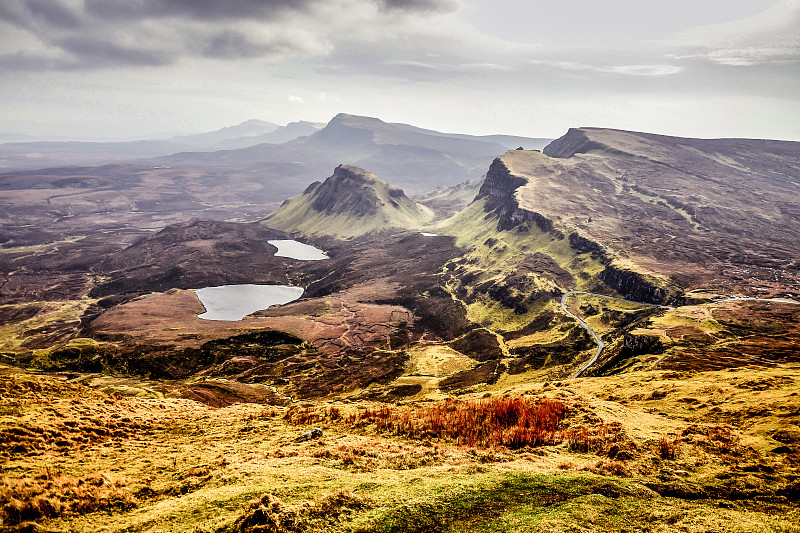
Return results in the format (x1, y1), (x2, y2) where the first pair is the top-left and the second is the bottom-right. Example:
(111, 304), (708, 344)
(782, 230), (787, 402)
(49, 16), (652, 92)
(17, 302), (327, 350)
(329, 163), (391, 186)
(326, 113), (389, 131)
(330, 112), (381, 123)
(264, 164), (433, 239)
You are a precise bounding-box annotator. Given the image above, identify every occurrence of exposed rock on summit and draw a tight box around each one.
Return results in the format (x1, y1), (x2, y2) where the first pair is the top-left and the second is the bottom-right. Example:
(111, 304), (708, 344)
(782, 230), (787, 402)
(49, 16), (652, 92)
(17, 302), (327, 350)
(263, 164), (434, 239)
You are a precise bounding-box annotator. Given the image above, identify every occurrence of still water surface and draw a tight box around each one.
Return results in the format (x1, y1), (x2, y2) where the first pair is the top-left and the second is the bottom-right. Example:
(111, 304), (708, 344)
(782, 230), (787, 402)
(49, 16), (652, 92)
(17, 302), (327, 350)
(195, 284), (303, 321)
(268, 239), (328, 260)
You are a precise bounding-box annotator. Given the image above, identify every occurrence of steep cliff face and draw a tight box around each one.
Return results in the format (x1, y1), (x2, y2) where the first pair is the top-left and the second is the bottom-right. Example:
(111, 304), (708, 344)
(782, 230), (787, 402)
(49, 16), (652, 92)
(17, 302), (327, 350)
(441, 148), (680, 328)
(598, 265), (669, 305)
(568, 232), (609, 263)
(535, 127), (800, 298)
(477, 157), (553, 233)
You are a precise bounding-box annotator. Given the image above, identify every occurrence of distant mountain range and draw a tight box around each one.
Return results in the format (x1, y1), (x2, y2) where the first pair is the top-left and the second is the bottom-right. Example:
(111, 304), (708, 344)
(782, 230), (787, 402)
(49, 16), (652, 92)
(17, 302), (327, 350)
(152, 113), (551, 194)
(0, 119), (324, 169)
(0, 113), (550, 196)
(3, 122), (800, 393)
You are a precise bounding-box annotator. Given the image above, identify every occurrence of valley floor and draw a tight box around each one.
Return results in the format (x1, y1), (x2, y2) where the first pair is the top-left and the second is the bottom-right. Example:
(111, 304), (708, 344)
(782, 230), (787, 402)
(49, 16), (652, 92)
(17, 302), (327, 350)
(2, 363), (799, 532)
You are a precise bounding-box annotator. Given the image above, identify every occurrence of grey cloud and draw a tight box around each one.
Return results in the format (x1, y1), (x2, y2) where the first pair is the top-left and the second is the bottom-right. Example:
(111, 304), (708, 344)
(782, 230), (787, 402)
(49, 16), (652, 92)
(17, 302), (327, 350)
(378, 0), (460, 13)
(0, 43), (168, 71)
(54, 35), (170, 67)
(670, 46), (800, 67)
(0, 51), (61, 70)
(0, 0), (466, 74)
(0, 0), (82, 29)
(529, 59), (683, 77)
(0, 0), (325, 71)
(201, 30), (297, 59)
(319, 53), (475, 82)
(83, 0), (316, 21)
(662, 1), (800, 67)
(0, 0), (462, 72)
(22, 0), (81, 27)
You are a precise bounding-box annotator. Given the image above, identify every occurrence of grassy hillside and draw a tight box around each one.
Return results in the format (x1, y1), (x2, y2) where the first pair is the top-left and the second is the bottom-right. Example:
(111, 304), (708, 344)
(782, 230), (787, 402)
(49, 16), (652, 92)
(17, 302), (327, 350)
(3, 363), (799, 532)
(434, 151), (673, 336)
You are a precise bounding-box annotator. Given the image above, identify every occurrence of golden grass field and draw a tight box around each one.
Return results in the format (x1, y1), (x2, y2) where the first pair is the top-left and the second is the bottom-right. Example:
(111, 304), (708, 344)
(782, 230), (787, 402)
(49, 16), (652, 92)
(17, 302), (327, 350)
(3, 361), (799, 532)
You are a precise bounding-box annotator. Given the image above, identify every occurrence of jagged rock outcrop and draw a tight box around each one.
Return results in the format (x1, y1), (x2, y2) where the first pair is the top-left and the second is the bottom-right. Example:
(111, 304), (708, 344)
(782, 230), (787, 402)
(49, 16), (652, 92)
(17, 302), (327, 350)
(568, 233), (609, 263)
(445, 147), (682, 319)
(469, 127), (800, 298)
(309, 165), (389, 217)
(598, 265), (668, 304)
(620, 334), (662, 356)
(263, 164), (434, 239)
(477, 158), (553, 233)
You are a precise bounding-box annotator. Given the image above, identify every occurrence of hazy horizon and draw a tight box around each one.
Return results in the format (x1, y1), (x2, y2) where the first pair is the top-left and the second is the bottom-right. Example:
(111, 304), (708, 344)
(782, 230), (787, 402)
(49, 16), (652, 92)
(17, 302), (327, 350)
(1, 0), (798, 141)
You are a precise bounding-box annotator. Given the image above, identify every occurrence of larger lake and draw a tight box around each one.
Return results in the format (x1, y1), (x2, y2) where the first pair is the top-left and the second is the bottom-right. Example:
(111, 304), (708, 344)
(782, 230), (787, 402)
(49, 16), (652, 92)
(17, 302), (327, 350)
(268, 239), (328, 260)
(195, 284), (304, 321)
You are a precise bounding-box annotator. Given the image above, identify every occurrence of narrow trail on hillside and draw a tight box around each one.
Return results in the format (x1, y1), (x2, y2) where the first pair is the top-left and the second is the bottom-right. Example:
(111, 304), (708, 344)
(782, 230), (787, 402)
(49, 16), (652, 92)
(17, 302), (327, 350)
(563, 291), (800, 379)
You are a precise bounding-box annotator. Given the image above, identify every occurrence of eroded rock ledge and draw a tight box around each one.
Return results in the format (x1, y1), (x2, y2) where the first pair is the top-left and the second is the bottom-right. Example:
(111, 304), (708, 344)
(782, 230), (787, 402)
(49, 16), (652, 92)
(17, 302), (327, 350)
(477, 157), (553, 233)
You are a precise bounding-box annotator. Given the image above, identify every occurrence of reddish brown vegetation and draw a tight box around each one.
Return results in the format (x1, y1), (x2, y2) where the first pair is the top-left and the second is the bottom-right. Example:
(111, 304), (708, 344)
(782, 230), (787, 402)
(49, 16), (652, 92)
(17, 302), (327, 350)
(351, 396), (566, 449)
(283, 404), (325, 426)
(565, 422), (628, 456)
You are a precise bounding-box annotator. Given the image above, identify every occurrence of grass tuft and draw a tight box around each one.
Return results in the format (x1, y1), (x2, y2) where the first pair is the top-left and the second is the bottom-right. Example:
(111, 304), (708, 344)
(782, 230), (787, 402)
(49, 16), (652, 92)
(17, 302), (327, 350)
(218, 490), (369, 533)
(659, 436), (677, 460)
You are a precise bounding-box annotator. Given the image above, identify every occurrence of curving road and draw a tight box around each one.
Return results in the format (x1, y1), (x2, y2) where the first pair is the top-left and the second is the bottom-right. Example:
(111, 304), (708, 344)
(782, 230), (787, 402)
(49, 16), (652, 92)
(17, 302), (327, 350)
(562, 291), (800, 379)
(561, 291), (673, 380)
(561, 291), (606, 379)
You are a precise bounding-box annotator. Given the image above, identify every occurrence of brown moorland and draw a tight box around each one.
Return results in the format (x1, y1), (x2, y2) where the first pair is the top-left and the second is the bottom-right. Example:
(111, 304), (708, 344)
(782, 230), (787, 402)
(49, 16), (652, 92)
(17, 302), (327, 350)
(1, 127), (800, 531)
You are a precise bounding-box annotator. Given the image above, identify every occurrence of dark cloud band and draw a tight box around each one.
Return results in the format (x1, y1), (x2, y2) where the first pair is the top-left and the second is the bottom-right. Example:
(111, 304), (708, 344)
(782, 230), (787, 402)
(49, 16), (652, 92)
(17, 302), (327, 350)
(0, 0), (457, 71)
(83, 0), (316, 21)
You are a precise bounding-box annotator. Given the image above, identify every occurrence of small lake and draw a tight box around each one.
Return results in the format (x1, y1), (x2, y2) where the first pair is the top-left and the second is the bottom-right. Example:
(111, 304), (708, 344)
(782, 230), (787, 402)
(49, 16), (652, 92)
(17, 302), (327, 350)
(268, 239), (328, 260)
(194, 284), (304, 321)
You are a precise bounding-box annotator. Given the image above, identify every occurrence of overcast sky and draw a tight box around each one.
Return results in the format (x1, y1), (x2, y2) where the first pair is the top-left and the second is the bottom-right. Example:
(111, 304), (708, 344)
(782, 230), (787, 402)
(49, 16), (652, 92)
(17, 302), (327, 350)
(0, 0), (798, 140)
